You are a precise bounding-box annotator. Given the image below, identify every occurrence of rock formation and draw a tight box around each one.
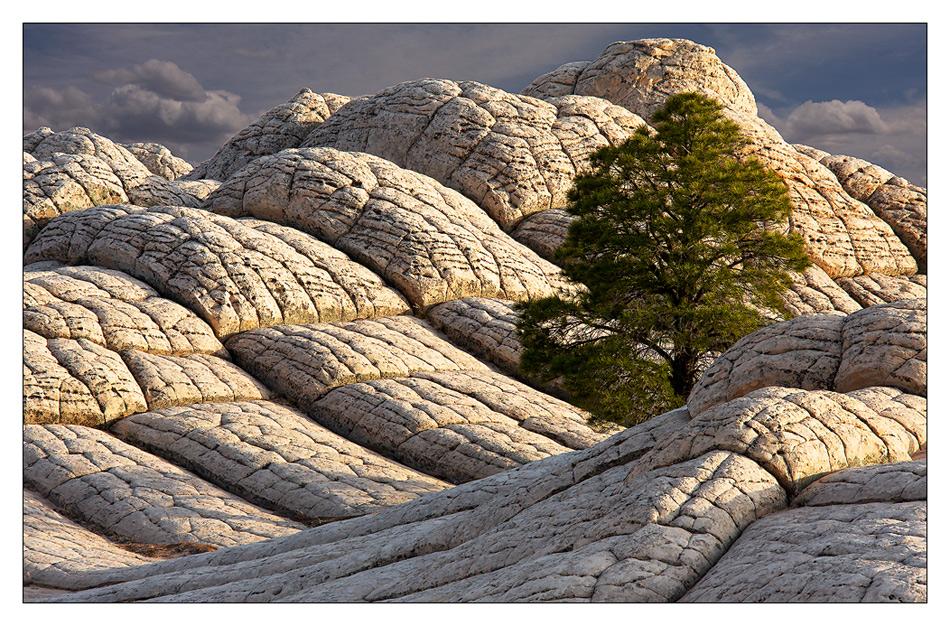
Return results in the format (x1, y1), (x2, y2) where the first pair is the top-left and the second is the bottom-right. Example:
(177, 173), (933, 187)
(183, 89), (352, 182)
(22, 37), (926, 603)
(521, 38), (923, 314)
(301, 79), (645, 230)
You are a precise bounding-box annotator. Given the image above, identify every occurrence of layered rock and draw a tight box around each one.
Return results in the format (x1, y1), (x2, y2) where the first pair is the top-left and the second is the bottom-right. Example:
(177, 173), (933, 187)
(301, 79), (645, 229)
(24, 152), (128, 246)
(643, 386), (924, 493)
(24, 489), (161, 590)
(311, 370), (605, 483)
(799, 148), (927, 272)
(521, 38), (918, 281)
(24, 204), (409, 338)
(425, 297), (524, 375)
(111, 400), (451, 521)
(203, 147), (572, 308)
(225, 316), (488, 404)
(681, 461), (926, 602)
(20, 37), (928, 603)
(121, 142), (194, 180)
(24, 129), (214, 246)
(185, 89), (352, 182)
(688, 299), (926, 415)
(24, 264), (226, 357)
(836, 273), (927, 308)
(834, 299), (926, 396)
(24, 424), (305, 548)
(27, 127), (155, 191)
(509, 207), (574, 260)
(24, 329), (148, 426)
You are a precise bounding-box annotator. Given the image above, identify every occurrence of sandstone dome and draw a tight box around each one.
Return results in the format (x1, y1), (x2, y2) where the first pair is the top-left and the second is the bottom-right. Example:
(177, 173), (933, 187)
(22, 38), (926, 603)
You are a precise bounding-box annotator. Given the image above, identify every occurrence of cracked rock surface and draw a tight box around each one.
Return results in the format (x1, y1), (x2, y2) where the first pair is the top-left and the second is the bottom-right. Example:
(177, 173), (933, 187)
(24, 152), (129, 247)
(22, 36), (927, 602)
(226, 316), (488, 405)
(649, 386), (924, 493)
(681, 459), (926, 602)
(521, 38), (919, 282)
(808, 150), (927, 272)
(24, 489), (161, 591)
(203, 147), (572, 308)
(111, 400), (450, 521)
(121, 142), (194, 180)
(24, 204), (409, 339)
(302, 79), (645, 229)
(688, 298), (925, 415)
(185, 89), (352, 182)
(425, 297), (524, 375)
(24, 329), (148, 426)
(24, 264), (226, 357)
(310, 370), (607, 483)
(24, 424), (305, 547)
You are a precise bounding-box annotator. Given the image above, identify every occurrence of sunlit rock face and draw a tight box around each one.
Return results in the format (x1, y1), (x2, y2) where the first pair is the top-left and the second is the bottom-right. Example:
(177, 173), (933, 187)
(522, 37), (921, 303)
(22, 36), (925, 603)
(301, 78), (646, 230)
(201, 147), (574, 310)
(184, 89), (352, 183)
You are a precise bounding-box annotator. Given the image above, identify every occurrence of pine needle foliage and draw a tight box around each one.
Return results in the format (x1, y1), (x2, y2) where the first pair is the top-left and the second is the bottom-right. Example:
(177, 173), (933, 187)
(516, 92), (811, 427)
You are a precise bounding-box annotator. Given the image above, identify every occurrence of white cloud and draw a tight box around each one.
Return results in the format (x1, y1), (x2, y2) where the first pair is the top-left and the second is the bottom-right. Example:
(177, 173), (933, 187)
(784, 99), (889, 139)
(24, 60), (255, 161)
(94, 59), (208, 102)
(761, 98), (926, 186)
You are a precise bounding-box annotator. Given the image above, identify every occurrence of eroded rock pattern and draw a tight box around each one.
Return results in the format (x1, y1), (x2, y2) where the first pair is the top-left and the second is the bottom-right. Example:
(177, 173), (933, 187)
(522, 38), (918, 280)
(21, 36), (927, 602)
(813, 152), (927, 272)
(688, 313), (846, 416)
(24, 152), (128, 246)
(111, 401), (451, 520)
(508, 206), (574, 260)
(27, 127), (155, 192)
(311, 370), (605, 483)
(185, 89), (352, 182)
(50, 450), (787, 602)
(24, 424), (304, 548)
(793, 459), (926, 507)
(426, 297), (524, 375)
(302, 79), (645, 229)
(121, 351), (271, 410)
(24, 204), (409, 338)
(24, 264), (226, 357)
(681, 496), (926, 601)
(523, 38), (759, 119)
(836, 273), (927, 308)
(688, 298), (926, 415)
(24, 489), (160, 590)
(226, 316), (488, 406)
(121, 142), (194, 180)
(644, 386), (924, 493)
(782, 266), (863, 316)
(203, 147), (572, 308)
(24, 329), (148, 426)
(835, 299), (926, 396)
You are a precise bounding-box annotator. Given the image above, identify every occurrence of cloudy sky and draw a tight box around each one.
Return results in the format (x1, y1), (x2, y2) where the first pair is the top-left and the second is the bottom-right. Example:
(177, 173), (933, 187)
(22, 23), (927, 185)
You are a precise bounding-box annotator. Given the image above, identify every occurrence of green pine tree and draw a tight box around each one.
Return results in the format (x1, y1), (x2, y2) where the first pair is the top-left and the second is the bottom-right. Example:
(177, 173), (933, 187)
(516, 92), (811, 427)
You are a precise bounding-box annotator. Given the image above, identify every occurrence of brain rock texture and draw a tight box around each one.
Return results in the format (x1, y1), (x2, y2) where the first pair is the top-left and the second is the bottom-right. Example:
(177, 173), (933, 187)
(23, 37), (925, 603)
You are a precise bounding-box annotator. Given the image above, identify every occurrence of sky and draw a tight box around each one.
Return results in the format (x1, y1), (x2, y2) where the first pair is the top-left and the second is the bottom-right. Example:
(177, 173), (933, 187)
(21, 22), (929, 186)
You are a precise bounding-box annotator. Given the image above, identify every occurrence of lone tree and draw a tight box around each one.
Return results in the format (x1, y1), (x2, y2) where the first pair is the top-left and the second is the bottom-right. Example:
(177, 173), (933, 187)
(516, 92), (811, 427)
